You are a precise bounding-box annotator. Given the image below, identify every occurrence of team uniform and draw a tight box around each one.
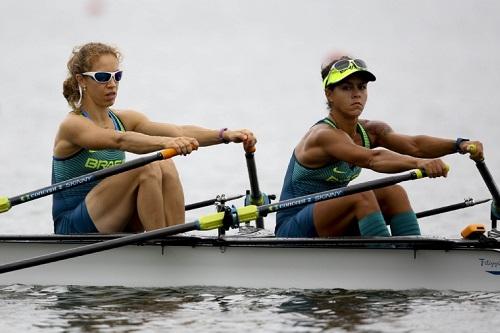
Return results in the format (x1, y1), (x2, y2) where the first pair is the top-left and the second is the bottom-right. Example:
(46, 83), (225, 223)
(275, 118), (371, 237)
(274, 57), (425, 238)
(52, 110), (125, 234)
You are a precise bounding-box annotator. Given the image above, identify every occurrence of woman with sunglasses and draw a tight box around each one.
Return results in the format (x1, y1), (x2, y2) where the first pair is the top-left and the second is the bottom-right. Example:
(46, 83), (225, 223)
(275, 54), (484, 238)
(54, 42), (256, 234)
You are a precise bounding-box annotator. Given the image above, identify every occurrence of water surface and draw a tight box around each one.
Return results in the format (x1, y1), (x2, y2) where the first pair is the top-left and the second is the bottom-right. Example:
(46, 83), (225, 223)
(1, 285), (499, 332)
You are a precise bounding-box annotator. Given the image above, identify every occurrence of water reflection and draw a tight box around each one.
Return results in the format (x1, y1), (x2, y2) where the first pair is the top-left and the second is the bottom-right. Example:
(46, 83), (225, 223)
(0, 285), (499, 332)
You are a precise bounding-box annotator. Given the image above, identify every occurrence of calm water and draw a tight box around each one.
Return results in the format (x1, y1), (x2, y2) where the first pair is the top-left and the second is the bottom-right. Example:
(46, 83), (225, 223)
(1, 0), (500, 331)
(1, 285), (499, 333)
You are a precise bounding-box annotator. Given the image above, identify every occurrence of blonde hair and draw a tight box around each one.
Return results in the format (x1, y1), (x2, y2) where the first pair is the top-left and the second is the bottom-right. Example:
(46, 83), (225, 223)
(62, 42), (122, 112)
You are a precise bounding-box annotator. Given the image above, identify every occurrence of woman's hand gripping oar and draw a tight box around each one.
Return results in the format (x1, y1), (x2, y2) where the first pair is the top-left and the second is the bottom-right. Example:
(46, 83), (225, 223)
(0, 149), (181, 214)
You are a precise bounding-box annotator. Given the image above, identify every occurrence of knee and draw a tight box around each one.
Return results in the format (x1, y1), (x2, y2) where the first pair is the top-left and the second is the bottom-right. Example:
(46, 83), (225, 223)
(375, 185), (411, 213)
(381, 185), (409, 203)
(138, 163), (162, 184)
(158, 160), (180, 182)
(353, 191), (379, 212)
(390, 185), (407, 197)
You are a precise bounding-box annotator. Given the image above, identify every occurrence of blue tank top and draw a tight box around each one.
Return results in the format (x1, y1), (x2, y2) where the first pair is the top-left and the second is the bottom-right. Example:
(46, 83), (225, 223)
(276, 118), (371, 225)
(52, 110), (126, 221)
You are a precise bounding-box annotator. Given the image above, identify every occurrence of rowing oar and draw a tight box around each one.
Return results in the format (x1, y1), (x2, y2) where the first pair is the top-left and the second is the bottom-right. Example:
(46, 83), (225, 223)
(467, 144), (500, 228)
(474, 158), (500, 230)
(0, 149), (179, 214)
(0, 169), (428, 274)
(475, 160), (500, 204)
(415, 198), (491, 219)
(185, 194), (244, 211)
(244, 147), (265, 228)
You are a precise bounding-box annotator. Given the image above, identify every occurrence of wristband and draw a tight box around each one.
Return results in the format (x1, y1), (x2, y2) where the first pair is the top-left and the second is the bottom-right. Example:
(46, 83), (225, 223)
(455, 138), (469, 154)
(218, 128), (229, 144)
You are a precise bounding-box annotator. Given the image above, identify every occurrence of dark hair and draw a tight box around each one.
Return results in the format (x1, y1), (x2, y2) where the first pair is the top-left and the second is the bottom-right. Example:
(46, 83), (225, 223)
(62, 42), (122, 112)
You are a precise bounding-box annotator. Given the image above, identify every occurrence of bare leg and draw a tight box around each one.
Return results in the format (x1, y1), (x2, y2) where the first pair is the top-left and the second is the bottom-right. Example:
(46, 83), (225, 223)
(85, 161), (183, 233)
(135, 162), (168, 230)
(373, 185), (412, 218)
(158, 160), (185, 226)
(124, 211), (144, 233)
(373, 185), (420, 236)
(313, 190), (381, 236)
(86, 167), (143, 233)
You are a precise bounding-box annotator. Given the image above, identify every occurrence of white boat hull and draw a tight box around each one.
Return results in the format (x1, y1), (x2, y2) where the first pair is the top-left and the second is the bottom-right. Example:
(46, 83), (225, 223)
(0, 235), (499, 291)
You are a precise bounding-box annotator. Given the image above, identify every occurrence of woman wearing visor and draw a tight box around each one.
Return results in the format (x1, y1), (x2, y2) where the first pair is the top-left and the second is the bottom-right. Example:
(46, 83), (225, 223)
(275, 54), (483, 238)
(54, 42), (256, 234)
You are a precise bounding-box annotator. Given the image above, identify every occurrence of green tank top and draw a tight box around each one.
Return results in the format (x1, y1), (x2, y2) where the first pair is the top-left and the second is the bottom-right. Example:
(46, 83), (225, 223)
(289, 118), (371, 196)
(52, 110), (126, 220)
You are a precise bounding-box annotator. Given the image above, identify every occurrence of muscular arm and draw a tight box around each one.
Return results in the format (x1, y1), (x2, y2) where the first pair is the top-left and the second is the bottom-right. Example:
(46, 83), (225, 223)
(118, 110), (256, 149)
(297, 125), (447, 177)
(365, 120), (484, 160)
(365, 120), (455, 157)
(53, 113), (197, 158)
(135, 121), (222, 146)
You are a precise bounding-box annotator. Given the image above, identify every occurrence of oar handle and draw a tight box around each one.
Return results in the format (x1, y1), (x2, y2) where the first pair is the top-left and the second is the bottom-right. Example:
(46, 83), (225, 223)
(0, 197), (10, 213)
(244, 146), (256, 154)
(160, 148), (178, 159)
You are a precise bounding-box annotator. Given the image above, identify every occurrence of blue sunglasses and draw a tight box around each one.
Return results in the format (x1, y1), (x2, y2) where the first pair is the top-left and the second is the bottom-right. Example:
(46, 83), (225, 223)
(81, 70), (123, 83)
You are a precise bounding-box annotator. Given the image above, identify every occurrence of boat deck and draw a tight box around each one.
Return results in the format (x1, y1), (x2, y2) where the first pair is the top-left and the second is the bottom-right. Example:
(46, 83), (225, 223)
(0, 232), (498, 251)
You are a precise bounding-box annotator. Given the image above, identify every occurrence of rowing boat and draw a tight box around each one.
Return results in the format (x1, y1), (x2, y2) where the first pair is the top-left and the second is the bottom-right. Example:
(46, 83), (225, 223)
(0, 229), (499, 291)
(1, 149), (499, 291)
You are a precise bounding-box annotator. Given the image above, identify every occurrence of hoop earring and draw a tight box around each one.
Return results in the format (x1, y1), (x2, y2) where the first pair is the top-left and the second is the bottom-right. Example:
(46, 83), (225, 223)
(76, 85), (84, 107)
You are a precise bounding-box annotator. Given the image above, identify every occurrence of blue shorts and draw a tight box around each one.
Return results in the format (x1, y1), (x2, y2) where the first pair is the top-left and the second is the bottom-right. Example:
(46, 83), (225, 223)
(275, 204), (318, 237)
(54, 200), (99, 234)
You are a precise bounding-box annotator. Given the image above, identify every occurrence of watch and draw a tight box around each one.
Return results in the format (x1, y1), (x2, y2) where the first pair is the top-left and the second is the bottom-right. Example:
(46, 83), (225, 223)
(455, 138), (469, 154)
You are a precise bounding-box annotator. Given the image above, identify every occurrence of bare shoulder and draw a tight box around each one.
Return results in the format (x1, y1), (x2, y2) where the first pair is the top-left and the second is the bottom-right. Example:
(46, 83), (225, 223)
(113, 109), (148, 121)
(58, 112), (89, 133)
(112, 109), (149, 131)
(307, 123), (347, 145)
(53, 112), (91, 157)
(296, 124), (339, 166)
(298, 123), (349, 155)
(359, 119), (393, 146)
